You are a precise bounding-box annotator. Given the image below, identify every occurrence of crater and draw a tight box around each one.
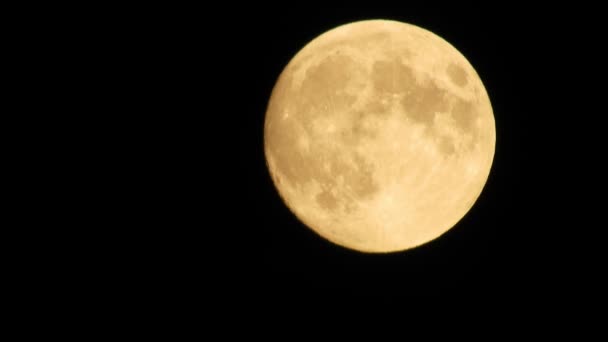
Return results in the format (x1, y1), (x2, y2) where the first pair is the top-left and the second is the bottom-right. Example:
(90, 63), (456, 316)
(447, 63), (468, 87)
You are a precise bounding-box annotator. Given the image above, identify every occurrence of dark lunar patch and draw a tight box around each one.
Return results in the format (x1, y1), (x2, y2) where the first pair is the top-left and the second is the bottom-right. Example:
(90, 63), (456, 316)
(327, 156), (350, 179)
(447, 63), (468, 87)
(437, 135), (456, 156)
(349, 111), (378, 141)
(349, 153), (379, 199)
(362, 92), (391, 115)
(267, 51), (381, 205)
(372, 59), (416, 94)
(296, 54), (361, 120)
(343, 201), (358, 214)
(300, 54), (357, 94)
(452, 98), (476, 132)
(316, 189), (338, 211)
(401, 80), (449, 125)
(268, 129), (380, 207)
(266, 115), (336, 190)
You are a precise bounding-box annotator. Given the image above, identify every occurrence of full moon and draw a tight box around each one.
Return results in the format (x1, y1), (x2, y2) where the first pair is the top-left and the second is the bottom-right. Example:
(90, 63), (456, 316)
(264, 20), (495, 253)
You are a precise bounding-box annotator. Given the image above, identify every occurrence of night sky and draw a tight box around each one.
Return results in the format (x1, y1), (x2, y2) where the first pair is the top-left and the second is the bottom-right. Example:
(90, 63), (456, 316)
(15, 3), (603, 331)
(147, 3), (601, 307)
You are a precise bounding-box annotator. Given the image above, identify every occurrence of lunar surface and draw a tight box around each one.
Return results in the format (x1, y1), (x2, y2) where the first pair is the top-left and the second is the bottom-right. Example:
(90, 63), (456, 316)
(264, 20), (495, 253)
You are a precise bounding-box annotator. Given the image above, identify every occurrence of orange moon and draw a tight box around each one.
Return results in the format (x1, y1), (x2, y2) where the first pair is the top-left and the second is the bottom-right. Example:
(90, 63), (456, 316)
(264, 20), (495, 253)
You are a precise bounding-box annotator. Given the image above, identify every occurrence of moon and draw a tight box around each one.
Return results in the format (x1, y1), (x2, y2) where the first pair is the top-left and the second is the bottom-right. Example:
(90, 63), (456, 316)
(264, 20), (495, 253)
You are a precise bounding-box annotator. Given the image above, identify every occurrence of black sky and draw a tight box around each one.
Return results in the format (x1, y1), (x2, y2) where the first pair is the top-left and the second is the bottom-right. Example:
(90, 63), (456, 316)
(132, 3), (602, 308)
(11, 2), (604, 331)
(219, 4), (570, 300)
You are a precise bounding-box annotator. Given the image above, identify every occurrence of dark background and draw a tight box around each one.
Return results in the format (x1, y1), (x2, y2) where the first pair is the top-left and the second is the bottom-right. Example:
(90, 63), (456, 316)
(8, 1), (603, 331)
(60, 2), (602, 311)
(178, 3), (603, 305)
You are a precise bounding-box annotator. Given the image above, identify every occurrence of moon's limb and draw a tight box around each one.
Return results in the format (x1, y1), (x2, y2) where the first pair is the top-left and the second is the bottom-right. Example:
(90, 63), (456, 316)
(264, 20), (495, 252)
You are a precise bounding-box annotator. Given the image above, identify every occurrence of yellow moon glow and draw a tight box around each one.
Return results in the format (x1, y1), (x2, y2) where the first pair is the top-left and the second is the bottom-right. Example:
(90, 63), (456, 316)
(264, 20), (495, 253)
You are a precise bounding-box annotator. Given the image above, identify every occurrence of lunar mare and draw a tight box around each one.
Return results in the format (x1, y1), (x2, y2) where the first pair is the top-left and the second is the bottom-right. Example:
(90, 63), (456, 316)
(264, 20), (495, 253)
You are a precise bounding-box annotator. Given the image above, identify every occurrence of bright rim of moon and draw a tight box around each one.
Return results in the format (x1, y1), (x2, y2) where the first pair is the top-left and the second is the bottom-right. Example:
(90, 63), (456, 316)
(264, 20), (495, 253)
